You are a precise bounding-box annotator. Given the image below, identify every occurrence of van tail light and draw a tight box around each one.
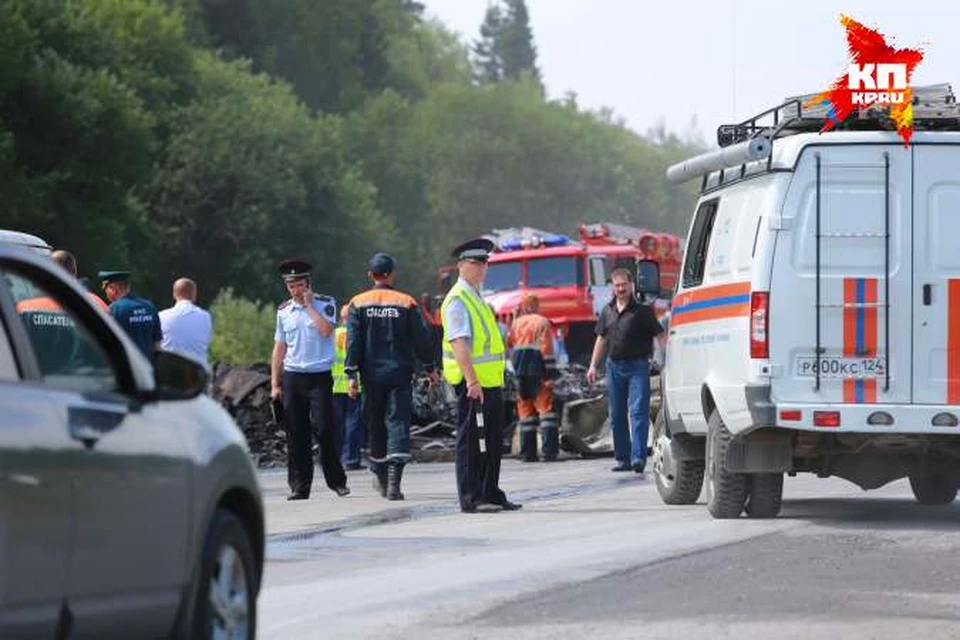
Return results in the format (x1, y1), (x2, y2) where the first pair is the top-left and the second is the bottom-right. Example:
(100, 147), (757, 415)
(750, 291), (769, 359)
(814, 411), (841, 427)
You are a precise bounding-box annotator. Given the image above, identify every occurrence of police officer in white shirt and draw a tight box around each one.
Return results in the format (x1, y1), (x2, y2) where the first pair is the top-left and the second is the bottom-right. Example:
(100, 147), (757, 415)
(271, 259), (349, 501)
(159, 278), (213, 369)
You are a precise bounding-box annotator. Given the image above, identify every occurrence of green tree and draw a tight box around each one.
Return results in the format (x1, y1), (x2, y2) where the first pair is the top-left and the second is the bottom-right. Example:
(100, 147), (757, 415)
(192, 0), (407, 113)
(145, 54), (395, 305)
(472, 0), (541, 89)
(0, 0), (189, 280)
(499, 0), (541, 85)
(473, 4), (505, 84)
(208, 288), (277, 363)
(344, 78), (702, 298)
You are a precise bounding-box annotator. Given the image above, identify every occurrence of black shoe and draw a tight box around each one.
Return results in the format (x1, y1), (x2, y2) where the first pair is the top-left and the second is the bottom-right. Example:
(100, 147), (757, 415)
(333, 486), (351, 497)
(611, 462), (631, 472)
(386, 462), (405, 501)
(462, 502), (503, 514)
(286, 492), (309, 501)
(542, 455), (558, 462)
(632, 460), (646, 474)
(497, 500), (523, 511)
(521, 457), (540, 463)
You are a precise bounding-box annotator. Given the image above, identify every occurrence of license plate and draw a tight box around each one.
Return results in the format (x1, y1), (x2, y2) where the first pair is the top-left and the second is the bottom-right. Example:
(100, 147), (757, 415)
(795, 356), (886, 379)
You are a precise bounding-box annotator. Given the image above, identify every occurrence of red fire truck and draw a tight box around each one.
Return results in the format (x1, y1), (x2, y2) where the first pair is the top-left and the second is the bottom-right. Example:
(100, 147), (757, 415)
(436, 224), (683, 364)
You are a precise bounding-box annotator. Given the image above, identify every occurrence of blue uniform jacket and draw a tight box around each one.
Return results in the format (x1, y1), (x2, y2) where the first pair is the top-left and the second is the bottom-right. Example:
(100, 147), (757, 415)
(345, 284), (435, 384)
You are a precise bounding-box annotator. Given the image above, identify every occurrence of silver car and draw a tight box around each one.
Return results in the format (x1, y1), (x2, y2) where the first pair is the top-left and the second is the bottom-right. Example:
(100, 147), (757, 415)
(0, 245), (264, 639)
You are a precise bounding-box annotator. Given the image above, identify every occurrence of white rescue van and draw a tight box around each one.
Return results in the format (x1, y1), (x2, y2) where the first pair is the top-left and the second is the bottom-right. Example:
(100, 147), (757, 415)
(651, 84), (960, 518)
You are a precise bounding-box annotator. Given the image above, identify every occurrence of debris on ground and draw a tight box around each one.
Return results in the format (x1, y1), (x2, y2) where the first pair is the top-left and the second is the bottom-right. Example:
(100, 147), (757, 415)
(559, 395), (611, 457)
(210, 363), (659, 468)
(211, 363), (286, 468)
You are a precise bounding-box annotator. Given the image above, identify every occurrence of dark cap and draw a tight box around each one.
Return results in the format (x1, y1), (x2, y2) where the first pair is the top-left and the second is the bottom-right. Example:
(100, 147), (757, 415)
(278, 259), (312, 282)
(451, 238), (495, 262)
(97, 270), (130, 284)
(368, 252), (396, 276)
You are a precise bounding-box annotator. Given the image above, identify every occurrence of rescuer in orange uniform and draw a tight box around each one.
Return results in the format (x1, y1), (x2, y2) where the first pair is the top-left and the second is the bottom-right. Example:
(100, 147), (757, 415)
(507, 294), (559, 462)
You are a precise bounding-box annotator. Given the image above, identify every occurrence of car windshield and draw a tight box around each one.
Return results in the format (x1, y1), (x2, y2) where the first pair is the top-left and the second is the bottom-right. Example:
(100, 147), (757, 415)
(527, 256), (581, 288)
(483, 261), (523, 293)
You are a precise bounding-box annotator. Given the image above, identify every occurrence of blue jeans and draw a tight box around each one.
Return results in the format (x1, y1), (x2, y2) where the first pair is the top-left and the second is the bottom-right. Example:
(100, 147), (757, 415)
(333, 393), (364, 466)
(606, 358), (651, 466)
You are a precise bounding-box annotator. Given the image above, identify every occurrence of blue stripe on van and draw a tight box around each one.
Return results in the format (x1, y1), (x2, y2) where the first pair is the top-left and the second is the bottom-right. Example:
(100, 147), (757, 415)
(671, 294), (751, 317)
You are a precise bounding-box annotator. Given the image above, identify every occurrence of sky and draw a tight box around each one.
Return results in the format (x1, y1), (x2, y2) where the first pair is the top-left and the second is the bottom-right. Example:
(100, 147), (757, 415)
(422, 0), (958, 146)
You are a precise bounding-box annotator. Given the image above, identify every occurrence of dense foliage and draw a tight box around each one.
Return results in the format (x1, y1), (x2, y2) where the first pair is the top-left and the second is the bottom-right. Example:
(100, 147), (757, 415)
(0, 0), (702, 309)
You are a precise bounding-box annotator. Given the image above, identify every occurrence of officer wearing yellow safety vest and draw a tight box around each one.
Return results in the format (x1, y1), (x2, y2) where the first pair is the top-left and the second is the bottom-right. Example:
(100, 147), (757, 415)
(332, 305), (365, 470)
(441, 238), (521, 513)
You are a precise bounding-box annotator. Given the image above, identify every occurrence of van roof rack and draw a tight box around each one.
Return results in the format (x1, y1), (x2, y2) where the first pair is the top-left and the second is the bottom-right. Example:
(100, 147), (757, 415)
(717, 83), (960, 148)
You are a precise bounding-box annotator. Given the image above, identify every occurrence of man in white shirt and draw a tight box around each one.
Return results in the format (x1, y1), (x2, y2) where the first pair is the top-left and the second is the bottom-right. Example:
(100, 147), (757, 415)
(159, 277), (213, 368)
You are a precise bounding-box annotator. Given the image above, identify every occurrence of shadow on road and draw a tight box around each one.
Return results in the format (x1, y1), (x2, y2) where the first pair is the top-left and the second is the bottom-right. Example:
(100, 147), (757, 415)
(781, 496), (960, 532)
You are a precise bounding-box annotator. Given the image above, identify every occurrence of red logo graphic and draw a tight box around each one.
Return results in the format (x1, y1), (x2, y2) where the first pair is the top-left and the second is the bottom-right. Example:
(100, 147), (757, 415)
(805, 15), (924, 146)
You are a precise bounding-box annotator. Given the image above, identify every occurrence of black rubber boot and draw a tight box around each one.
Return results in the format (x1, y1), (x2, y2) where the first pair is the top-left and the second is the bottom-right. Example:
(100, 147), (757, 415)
(540, 428), (559, 461)
(519, 416), (540, 462)
(371, 464), (387, 498)
(386, 462), (405, 501)
(520, 430), (539, 462)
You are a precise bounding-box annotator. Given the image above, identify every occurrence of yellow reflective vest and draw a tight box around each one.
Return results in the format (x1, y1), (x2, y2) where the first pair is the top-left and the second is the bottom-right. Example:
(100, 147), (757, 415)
(440, 280), (505, 388)
(332, 326), (360, 394)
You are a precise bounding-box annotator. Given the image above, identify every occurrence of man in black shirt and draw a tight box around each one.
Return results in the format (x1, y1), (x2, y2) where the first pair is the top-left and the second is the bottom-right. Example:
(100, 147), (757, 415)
(587, 268), (664, 473)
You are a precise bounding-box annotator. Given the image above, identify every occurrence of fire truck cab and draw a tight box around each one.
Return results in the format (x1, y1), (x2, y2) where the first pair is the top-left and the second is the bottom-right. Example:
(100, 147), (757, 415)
(478, 225), (682, 364)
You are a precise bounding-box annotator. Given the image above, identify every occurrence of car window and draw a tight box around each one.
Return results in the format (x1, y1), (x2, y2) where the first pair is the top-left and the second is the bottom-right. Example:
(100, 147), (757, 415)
(0, 317), (18, 382)
(3, 270), (117, 393)
(3, 270), (43, 302)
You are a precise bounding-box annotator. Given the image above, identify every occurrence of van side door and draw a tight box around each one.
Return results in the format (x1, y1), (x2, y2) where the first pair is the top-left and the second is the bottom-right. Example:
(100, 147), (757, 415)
(666, 199), (719, 431)
(913, 144), (960, 404)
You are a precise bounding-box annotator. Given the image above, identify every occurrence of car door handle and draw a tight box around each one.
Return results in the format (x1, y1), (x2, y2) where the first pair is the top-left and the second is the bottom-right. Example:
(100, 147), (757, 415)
(69, 424), (103, 449)
(923, 284), (933, 306)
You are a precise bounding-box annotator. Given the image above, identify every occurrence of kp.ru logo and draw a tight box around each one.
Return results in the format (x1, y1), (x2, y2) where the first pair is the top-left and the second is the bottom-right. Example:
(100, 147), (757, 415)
(847, 63), (908, 105)
(806, 15), (924, 146)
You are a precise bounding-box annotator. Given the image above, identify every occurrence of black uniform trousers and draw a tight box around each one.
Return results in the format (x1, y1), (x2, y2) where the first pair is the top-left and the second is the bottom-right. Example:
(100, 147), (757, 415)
(455, 383), (507, 510)
(363, 378), (414, 471)
(282, 371), (347, 496)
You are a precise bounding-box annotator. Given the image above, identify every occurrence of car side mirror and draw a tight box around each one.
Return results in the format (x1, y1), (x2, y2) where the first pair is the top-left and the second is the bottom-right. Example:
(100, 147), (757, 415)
(636, 259), (661, 296)
(153, 351), (208, 400)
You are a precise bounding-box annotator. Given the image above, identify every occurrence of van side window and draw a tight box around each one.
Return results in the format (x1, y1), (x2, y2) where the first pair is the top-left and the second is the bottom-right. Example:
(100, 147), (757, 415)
(682, 200), (719, 288)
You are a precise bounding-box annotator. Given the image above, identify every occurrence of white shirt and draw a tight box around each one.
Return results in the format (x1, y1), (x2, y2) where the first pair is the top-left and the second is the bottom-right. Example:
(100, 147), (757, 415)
(159, 300), (213, 368)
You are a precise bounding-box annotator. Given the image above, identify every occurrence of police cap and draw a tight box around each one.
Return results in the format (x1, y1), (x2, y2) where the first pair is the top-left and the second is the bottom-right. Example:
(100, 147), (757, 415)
(278, 259), (312, 282)
(451, 238), (495, 262)
(368, 252), (396, 276)
(97, 270), (130, 285)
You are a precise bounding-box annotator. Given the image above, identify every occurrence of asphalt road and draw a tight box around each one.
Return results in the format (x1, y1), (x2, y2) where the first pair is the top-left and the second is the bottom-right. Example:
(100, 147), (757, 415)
(256, 459), (960, 640)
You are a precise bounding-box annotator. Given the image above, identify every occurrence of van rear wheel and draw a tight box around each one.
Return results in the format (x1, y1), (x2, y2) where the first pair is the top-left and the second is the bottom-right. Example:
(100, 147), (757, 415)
(909, 471), (958, 505)
(651, 410), (704, 505)
(705, 409), (747, 519)
(745, 473), (783, 518)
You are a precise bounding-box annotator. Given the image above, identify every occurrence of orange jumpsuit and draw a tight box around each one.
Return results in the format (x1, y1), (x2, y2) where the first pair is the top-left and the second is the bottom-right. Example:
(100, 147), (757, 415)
(507, 313), (559, 461)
